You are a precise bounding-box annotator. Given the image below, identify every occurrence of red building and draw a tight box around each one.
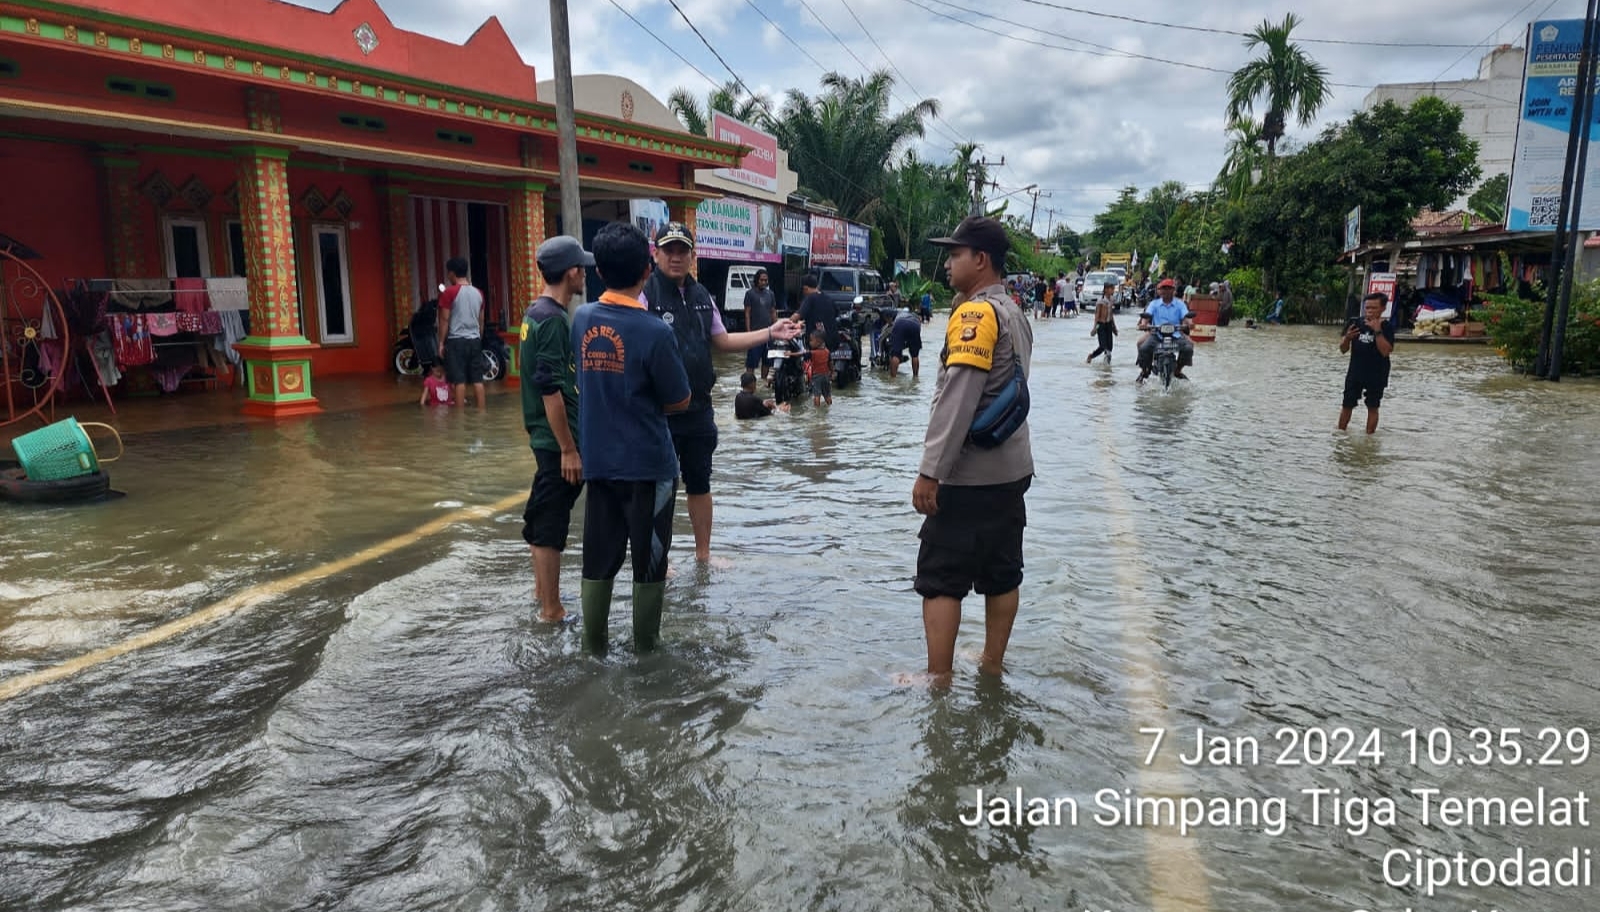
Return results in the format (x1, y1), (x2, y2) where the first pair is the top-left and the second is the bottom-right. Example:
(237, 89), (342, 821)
(0, 0), (737, 416)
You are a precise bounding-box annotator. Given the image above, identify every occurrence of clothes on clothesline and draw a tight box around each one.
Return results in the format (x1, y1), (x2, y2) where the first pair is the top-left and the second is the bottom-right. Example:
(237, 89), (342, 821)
(174, 277), (209, 314)
(111, 278), (173, 309)
(147, 312), (180, 336)
(111, 314), (154, 366)
(204, 277), (249, 312)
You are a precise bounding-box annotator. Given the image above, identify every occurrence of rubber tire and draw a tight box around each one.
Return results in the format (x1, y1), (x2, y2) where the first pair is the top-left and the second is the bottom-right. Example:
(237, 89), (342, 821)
(395, 347), (421, 376)
(481, 349), (502, 383)
(0, 462), (112, 504)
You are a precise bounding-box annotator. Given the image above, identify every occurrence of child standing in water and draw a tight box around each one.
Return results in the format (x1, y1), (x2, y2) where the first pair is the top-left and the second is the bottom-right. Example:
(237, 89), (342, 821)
(420, 363), (451, 406)
(804, 331), (832, 406)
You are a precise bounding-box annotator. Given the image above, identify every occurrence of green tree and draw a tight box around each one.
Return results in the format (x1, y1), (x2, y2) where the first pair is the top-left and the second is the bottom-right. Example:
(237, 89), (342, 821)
(771, 70), (940, 220)
(1216, 117), (1267, 201)
(1469, 172), (1510, 224)
(666, 81), (770, 137)
(1231, 96), (1481, 303)
(1225, 14), (1331, 159)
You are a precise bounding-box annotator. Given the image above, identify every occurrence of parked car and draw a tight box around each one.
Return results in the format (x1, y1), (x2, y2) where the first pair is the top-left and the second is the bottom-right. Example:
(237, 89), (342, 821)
(816, 266), (886, 315)
(1078, 271), (1124, 307)
(719, 265), (768, 331)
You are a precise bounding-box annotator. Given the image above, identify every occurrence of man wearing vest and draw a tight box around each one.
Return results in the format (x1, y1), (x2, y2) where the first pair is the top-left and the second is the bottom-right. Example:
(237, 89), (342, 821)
(913, 217), (1035, 685)
(641, 222), (803, 563)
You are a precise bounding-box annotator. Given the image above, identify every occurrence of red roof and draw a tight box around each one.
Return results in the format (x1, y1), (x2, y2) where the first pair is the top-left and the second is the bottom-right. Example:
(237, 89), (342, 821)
(59, 0), (537, 104)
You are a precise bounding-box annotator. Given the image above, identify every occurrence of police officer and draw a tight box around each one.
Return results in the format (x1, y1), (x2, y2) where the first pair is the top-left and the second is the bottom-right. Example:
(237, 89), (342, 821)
(641, 222), (802, 563)
(912, 216), (1035, 684)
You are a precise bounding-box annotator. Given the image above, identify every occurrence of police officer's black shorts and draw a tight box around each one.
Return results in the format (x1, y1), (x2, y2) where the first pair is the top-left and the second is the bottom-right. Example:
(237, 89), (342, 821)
(888, 324), (921, 359)
(522, 448), (584, 549)
(1342, 377), (1386, 410)
(443, 337), (484, 385)
(669, 408), (718, 496)
(914, 475), (1031, 600)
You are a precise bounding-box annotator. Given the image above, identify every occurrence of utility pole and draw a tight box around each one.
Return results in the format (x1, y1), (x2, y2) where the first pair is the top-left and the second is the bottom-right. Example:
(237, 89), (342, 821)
(1026, 188), (1051, 237)
(1542, 0), (1600, 381)
(550, 0), (582, 243)
(970, 156), (1005, 216)
(1044, 208), (1056, 243)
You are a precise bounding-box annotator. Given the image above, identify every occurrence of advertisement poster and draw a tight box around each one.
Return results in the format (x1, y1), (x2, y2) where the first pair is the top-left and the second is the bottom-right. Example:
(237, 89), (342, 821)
(709, 113), (780, 195)
(1366, 272), (1397, 320)
(782, 208), (810, 256)
(630, 199), (669, 243)
(693, 196), (781, 262)
(1344, 206), (1361, 253)
(1508, 20), (1600, 230)
(846, 223), (871, 265)
(754, 203), (782, 261)
(811, 214), (847, 264)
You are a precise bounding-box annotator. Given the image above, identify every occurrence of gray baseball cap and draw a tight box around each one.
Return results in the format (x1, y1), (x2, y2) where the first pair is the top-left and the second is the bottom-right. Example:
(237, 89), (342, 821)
(536, 235), (595, 273)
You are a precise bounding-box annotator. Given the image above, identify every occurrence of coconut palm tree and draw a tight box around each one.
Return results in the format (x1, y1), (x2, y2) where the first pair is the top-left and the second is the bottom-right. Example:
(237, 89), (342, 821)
(1216, 117), (1267, 201)
(770, 70), (939, 220)
(1224, 14), (1330, 161)
(667, 81), (771, 136)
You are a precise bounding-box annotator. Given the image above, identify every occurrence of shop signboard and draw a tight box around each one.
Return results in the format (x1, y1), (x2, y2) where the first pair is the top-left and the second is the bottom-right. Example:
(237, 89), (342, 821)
(846, 223), (871, 265)
(709, 113), (780, 195)
(1508, 20), (1600, 231)
(693, 196), (781, 262)
(811, 214), (847, 264)
(1344, 206), (1361, 253)
(1366, 271), (1397, 320)
(782, 208), (810, 255)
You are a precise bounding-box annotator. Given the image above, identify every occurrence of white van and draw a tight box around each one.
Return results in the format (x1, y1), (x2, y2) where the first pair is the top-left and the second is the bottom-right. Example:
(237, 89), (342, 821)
(721, 265), (769, 331)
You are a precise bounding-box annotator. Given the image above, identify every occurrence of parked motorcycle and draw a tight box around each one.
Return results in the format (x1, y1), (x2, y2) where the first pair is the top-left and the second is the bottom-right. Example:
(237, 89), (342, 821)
(830, 296), (870, 389)
(392, 287), (510, 382)
(1151, 322), (1183, 390)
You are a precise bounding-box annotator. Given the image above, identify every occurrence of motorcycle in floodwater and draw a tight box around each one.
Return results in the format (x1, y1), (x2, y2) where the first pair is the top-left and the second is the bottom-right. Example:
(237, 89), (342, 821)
(1151, 322), (1183, 390)
(392, 285), (510, 382)
(768, 335), (807, 406)
(830, 295), (868, 389)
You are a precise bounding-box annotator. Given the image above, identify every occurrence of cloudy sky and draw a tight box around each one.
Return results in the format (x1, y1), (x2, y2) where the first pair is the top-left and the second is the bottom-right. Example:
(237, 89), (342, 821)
(294, 0), (1562, 233)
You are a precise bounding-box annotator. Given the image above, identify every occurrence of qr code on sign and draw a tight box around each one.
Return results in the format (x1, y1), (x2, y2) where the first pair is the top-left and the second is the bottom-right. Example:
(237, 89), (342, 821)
(1530, 195), (1561, 226)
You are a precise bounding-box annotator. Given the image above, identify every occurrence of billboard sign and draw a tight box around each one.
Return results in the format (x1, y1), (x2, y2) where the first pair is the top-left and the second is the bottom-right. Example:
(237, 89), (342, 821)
(846, 223), (871, 265)
(694, 196), (781, 262)
(1344, 206), (1361, 252)
(1366, 272), (1397, 320)
(630, 199), (669, 243)
(709, 113), (780, 195)
(811, 214), (847, 264)
(781, 208), (810, 256)
(1508, 20), (1600, 230)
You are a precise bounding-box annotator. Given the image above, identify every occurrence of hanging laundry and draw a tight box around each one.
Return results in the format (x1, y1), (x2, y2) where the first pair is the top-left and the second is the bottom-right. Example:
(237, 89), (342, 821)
(147, 312), (180, 336)
(111, 278), (173, 310)
(91, 330), (122, 386)
(215, 310), (246, 364)
(111, 313), (154, 366)
(203, 277), (249, 312)
(173, 277), (209, 314)
(40, 303), (57, 340)
(175, 313), (205, 333)
(198, 311), (223, 335)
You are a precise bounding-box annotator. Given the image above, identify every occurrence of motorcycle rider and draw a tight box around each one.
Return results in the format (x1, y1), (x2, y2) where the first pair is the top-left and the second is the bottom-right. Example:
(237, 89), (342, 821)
(1136, 278), (1195, 381)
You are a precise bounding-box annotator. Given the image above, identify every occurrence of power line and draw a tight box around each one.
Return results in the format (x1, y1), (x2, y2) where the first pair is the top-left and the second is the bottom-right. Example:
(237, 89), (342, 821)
(1004, 0), (1495, 49)
(1428, 0), (1552, 87)
(665, 0), (756, 99)
(602, 0), (722, 89)
(742, 0), (831, 74)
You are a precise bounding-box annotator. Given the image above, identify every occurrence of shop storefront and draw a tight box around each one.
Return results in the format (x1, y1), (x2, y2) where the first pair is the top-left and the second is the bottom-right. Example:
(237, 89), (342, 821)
(0, 0), (738, 419)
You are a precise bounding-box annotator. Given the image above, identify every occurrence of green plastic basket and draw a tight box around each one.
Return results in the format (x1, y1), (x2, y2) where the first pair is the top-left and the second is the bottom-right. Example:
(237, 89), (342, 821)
(10, 417), (123, 481)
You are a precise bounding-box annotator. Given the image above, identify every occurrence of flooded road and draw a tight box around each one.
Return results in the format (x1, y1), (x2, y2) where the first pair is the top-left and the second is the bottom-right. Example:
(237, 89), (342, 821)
(3, 316), (1599, 912)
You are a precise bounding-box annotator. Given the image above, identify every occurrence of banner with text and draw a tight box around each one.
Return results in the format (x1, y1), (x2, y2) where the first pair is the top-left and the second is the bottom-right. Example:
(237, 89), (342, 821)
(1508, 20), (1600, 230)
(846, 223), (871, 265)
(630, 199), (670, 244)
(782, 208), (810, 256)
(811, 214), (847, 264)
(709, 113), (780, 195)
(694, 196), (781, 262)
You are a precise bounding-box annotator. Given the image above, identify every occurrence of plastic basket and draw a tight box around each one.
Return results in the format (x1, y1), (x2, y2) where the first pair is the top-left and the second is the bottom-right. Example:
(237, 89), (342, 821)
(10, 418), (123, 481)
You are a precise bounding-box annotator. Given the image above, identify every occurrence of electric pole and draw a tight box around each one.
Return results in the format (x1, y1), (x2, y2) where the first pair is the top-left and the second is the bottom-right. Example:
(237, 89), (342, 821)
(1025, 188), (1051, 237)
(550, 0), (582, 243)
(970, 156), (1005, 217)
(1044, 208), (1056, 242)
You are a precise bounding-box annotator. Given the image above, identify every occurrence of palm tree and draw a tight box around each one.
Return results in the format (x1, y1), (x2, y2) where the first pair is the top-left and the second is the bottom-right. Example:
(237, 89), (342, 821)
(1224, 14), (1330, 160)
(770, 70), (939, 220)
(667, 81), (771, 136)
(1216, 117), (1267, 201)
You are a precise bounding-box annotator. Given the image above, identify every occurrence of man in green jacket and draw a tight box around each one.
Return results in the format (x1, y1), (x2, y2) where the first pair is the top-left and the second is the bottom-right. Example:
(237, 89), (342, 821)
(519, 235), (593, 624)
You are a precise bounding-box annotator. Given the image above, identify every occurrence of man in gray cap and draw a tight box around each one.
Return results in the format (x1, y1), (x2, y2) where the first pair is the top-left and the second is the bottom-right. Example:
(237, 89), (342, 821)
(519, 234), (594, 624)
(913, 216), (1034, 685)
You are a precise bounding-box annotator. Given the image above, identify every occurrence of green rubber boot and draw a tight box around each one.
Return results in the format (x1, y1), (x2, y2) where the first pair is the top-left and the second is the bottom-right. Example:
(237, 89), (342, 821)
(581, 578), (615, 654)
(632, 581), (667, 653)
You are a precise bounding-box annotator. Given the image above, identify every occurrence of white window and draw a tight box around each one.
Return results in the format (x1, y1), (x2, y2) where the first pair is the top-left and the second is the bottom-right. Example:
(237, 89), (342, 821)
(311, 224), (354, 344)
(162, 216), (212, 278)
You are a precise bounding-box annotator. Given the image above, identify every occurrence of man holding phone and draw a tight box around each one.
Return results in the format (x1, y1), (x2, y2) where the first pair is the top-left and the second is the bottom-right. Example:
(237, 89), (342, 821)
(1338, 292), (1396, 434)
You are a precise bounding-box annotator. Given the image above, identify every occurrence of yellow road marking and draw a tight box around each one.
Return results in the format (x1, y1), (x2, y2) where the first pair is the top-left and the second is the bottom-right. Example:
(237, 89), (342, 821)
(1092, 413), (1214, 912)
(0, 493), (527, 704)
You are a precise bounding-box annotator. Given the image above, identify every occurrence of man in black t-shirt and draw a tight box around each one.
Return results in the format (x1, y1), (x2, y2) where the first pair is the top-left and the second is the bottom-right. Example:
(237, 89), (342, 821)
(1338, 292), (1396, 434)
(796, 273), (839, 352)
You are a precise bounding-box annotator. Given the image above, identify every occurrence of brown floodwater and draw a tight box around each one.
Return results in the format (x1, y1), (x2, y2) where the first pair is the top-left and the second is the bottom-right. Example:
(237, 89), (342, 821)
(2, 316), (1598, 912)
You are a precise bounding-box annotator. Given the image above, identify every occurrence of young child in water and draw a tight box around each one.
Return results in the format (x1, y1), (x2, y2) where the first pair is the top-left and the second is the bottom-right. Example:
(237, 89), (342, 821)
(420, 363), (451, 406)
(804, 331), (832, 406)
